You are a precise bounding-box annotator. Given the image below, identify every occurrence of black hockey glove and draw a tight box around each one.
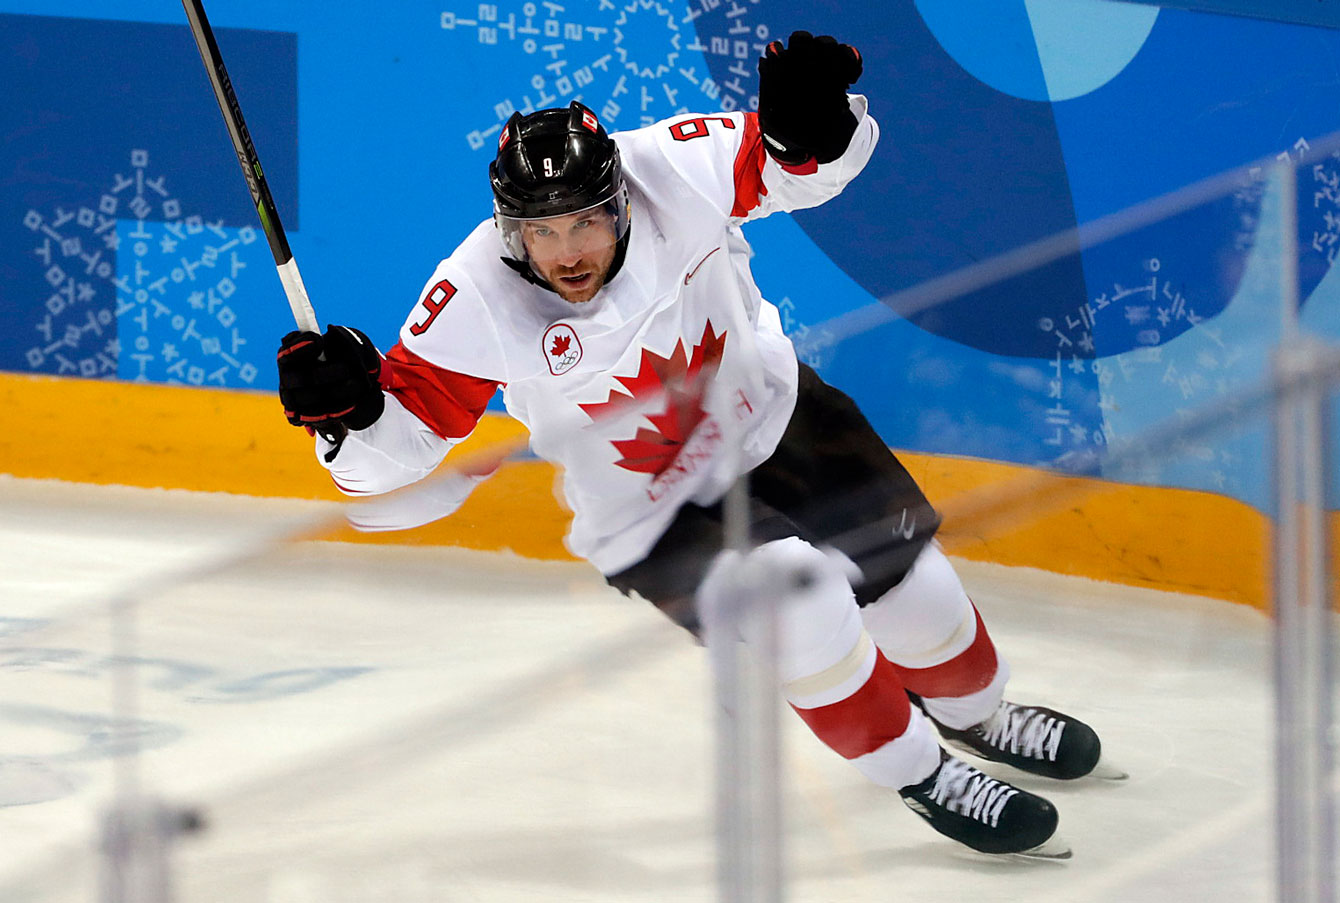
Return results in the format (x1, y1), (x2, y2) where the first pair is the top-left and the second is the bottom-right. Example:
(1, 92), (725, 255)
(276, 325), (385, 434)
(757, 31), (863, 168)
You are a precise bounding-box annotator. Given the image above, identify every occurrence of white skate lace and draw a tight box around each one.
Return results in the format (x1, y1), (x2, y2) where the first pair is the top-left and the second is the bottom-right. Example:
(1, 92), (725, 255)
(979, 702), (1065, 762)
(926, 758), (1018, 828)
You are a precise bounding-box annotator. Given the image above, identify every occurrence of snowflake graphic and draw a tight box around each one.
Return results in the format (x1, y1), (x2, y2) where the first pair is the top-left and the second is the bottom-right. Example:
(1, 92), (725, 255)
(1285, 137), (1340, 275)
(21, 150), (266, 387)
(1077, 257), (1255, 494)
(115, 216), (261, 386)
(1234, 137), (1340, 284)
(776, 295), (837, 369)
(1035, 255), (1218, 468)
(440, 0), (777, 147)
(21, 154), (139, 379)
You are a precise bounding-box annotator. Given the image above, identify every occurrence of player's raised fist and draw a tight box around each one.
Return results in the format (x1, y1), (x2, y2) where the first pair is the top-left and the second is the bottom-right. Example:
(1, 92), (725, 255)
(757, 31), (863, 167)
(276, 325), (385, 433)
(763, 31), (862, 85)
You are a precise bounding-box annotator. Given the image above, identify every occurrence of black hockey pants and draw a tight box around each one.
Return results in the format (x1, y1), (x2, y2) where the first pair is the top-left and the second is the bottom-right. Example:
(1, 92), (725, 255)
(606, 363), (941, 634)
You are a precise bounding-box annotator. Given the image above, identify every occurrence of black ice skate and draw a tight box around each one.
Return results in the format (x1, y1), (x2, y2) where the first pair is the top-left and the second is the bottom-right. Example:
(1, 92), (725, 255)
(899, 751), (1068, 858)
(926, 698), (1116, 781)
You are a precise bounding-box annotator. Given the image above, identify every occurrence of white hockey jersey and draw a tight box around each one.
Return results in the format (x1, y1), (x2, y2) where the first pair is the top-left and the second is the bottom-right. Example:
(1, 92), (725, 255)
(321, 98), (879, 575)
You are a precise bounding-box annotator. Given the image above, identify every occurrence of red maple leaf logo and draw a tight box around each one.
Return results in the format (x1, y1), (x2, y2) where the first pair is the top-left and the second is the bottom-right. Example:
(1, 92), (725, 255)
(550, 334), (572, 357)
(579, 322), (727, 476)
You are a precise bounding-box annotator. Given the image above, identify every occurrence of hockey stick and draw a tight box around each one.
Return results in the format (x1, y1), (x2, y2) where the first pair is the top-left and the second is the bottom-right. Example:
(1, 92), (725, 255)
(180, 0), (318, 334)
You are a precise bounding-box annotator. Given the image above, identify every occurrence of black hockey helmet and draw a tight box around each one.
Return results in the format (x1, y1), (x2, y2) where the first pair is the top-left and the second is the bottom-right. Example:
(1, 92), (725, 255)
(489, 101), (631, 281)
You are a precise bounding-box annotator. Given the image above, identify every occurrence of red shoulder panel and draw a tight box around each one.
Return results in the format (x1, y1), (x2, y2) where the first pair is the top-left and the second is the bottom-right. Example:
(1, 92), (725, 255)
(380, 341), (501, 440)
(730, 112), (770, 218)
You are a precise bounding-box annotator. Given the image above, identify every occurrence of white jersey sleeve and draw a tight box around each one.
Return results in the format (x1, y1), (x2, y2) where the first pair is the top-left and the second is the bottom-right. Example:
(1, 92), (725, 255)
(617, 95), (878, 226)
(314, 222), (511, 505)
(317, 392), (455, 495)
(395, 225), (513, 383)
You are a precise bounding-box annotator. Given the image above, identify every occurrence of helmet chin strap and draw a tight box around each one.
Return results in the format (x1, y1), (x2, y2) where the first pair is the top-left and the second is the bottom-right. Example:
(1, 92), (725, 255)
(499, 225), (632, 296)
(499, 255), (557, 293)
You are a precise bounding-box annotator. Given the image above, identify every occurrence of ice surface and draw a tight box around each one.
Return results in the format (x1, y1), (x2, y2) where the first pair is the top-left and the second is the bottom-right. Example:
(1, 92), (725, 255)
(0, 476), (1305, 902)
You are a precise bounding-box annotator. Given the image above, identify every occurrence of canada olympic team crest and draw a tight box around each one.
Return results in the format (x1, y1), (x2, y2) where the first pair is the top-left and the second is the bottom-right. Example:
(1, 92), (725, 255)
(544, 322), (582, 374)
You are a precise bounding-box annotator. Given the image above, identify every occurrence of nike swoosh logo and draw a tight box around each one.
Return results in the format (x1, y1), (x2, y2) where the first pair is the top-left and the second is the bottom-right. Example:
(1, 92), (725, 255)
(684, 246), (721, 286)
(893, 509), (916, 541)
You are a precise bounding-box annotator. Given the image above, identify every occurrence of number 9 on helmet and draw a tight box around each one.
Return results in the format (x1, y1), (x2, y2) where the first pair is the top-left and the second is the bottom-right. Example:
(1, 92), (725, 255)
(489, 101), (632, 279)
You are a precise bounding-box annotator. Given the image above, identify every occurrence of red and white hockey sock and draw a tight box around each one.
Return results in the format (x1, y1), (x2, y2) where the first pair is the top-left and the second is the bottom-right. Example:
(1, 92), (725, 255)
(785, 636), (942, 788)
(859, 543), (1009, 731)
(892, 607), (1011, 731)
(700, 537), (941, 789)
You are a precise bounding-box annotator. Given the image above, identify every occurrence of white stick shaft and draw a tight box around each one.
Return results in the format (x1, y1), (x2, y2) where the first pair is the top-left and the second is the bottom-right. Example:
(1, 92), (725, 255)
(277, 257), (320, 333)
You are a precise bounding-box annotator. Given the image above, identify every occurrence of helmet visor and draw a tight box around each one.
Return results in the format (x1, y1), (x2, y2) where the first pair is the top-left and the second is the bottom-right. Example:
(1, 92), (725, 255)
(496, 184), (630, 263)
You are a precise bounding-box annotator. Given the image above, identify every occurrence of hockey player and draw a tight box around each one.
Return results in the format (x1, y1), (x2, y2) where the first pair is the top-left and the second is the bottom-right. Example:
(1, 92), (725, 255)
(276, 32), (1108, 857)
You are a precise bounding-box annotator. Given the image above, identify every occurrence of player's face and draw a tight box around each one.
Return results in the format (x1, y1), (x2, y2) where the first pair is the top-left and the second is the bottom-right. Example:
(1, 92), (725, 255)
(523, 209), (619, 304)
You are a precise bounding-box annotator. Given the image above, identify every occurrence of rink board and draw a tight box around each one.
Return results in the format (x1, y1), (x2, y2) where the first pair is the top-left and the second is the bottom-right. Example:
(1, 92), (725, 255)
(1, 371), (1292, 609)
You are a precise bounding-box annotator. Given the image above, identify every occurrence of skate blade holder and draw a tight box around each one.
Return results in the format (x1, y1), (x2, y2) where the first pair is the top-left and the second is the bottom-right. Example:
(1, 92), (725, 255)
(1016, 832), (1073, 861)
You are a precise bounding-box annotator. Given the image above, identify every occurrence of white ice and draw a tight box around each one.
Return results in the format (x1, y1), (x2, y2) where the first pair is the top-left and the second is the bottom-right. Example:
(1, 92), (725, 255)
(0, 475), (1315, 902)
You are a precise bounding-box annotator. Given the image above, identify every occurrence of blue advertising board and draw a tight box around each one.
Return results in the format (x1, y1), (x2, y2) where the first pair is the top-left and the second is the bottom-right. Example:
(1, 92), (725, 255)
(2, 0), (1338, 512)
